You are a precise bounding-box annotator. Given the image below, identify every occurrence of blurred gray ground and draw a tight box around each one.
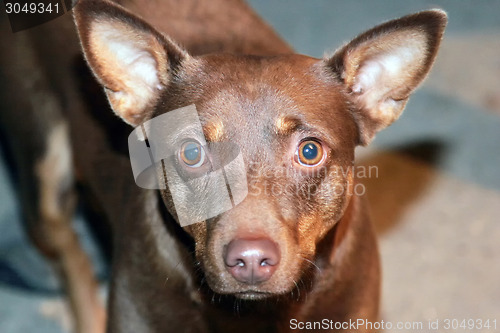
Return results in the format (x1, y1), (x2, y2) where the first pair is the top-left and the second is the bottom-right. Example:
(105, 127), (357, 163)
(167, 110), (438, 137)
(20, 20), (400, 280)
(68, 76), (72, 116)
(1, 1), (499, 332)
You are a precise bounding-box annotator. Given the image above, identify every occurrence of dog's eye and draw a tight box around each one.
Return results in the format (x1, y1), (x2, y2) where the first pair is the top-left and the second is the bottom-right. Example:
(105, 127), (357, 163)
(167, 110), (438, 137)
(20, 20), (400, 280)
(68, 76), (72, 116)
(295, 139), (324, 166)
(179, 141), (206, 168)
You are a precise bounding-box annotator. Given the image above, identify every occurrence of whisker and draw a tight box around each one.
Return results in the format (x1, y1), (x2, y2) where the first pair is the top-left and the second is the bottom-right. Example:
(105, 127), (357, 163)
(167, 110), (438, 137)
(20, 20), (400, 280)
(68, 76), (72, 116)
(197, 277), (206, 292)
(292, 279), (300, 301)
(235, 298), (241, 316)
(299, 256), (321, 274)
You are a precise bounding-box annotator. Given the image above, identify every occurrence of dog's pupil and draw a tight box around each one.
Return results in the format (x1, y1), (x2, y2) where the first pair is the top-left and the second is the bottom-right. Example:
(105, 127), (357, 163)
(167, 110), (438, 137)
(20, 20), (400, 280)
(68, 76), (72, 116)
(302, 143), (318, 160)
(184, 143), (200, 161)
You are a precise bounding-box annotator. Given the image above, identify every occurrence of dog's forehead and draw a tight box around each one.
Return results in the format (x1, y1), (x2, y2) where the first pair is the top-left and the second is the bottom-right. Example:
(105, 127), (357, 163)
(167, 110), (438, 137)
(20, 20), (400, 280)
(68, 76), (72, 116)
(191, 54), (355, 148)
(199, 84), (295, 139)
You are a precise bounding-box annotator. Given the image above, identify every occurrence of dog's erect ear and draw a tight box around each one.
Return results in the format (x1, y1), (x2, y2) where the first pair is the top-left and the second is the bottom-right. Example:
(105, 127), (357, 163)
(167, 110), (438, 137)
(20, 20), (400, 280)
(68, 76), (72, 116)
(74, 0), (189, 126)
(326, 10), (447, 145)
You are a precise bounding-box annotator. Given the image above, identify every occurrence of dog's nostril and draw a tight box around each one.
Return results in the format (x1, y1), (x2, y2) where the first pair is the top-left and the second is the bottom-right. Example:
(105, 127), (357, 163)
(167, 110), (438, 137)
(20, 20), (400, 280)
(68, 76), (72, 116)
(224, 238), (280, 285)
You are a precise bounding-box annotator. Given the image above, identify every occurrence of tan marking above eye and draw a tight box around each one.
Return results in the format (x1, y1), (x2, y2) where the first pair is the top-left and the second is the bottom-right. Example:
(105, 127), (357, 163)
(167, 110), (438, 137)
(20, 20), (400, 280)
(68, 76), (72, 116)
(203, 120), (224, 142)
(275, 116), (301, 136)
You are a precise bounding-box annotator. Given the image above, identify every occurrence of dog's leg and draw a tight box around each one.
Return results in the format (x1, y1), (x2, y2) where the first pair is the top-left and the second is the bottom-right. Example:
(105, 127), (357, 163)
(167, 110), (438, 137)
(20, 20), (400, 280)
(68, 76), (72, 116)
(35, 122), (106, 333)
(0, 26), (105, 333)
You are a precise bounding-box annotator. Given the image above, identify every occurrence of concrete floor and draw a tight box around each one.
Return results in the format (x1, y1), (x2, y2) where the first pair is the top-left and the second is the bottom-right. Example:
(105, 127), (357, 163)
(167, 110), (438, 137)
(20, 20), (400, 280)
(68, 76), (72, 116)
(1, 1), (499, 332)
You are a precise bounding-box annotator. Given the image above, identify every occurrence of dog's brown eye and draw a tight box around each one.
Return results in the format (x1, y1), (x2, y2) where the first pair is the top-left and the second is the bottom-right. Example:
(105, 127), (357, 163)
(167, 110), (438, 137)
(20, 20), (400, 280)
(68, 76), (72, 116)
(295, 139), (324, 166)
(180, 141), (205, 167)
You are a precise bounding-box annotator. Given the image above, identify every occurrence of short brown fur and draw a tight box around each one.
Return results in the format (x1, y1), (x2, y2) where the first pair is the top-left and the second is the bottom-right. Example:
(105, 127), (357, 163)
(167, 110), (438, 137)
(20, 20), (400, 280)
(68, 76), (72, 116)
(1, 1), (446, 332)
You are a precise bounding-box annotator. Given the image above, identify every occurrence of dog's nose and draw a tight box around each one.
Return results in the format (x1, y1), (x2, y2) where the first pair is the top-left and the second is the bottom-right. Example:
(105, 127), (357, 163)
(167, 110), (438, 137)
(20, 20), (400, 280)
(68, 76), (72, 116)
(224, 238), (280, 285)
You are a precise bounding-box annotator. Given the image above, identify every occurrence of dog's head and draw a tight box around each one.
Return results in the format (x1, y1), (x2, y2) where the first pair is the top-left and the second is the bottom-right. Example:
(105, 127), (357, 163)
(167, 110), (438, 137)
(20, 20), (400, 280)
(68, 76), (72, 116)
(75, 0), (446, 299)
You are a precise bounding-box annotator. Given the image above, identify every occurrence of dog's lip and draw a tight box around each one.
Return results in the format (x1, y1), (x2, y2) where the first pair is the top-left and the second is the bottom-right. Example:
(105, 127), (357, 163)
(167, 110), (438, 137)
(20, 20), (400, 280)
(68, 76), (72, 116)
(234, 291), (274, 300)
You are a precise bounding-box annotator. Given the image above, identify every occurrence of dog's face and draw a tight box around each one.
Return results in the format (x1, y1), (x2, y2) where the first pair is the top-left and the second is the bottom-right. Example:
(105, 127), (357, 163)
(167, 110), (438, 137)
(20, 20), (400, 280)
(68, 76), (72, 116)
(157, 54), (357, 297)
(75, 0), (446, 298)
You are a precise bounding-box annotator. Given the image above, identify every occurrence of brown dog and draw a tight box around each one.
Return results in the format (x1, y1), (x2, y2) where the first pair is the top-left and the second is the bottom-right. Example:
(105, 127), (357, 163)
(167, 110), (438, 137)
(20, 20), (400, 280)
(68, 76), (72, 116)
(0, 0), (446, 332)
